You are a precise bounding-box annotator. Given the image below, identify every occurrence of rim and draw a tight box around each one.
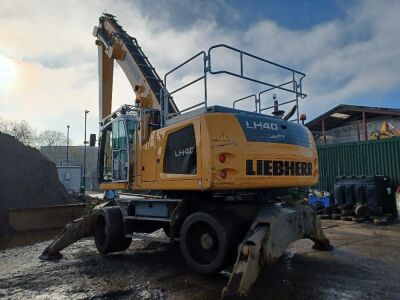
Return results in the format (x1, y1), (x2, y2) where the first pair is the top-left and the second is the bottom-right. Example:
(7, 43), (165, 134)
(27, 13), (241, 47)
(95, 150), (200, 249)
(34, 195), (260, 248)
(186, 221), (219, 265)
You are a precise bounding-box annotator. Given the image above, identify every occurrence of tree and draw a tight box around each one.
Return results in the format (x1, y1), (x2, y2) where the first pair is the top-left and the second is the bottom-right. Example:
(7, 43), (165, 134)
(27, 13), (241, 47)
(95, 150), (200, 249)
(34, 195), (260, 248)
(0, 118), (72, 148)
(0, 118), (37, 146)
(38, 130), (68, 147)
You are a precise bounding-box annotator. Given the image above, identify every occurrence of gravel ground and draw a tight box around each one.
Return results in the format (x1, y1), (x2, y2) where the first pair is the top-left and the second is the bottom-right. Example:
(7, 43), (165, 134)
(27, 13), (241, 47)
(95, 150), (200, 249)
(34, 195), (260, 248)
(1, 220), (400, 300)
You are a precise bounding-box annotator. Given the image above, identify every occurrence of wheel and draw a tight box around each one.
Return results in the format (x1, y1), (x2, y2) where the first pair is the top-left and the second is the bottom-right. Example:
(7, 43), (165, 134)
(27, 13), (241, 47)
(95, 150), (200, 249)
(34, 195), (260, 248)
(355, 205), (371, 219)
(94, 207), (132, 254)
(180, 212), (238, 274)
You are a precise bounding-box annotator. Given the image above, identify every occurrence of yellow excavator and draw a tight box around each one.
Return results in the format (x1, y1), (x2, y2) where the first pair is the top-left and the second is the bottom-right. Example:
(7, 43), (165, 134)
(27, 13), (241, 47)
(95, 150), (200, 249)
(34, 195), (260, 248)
(370, 121), (400, 140)
(41, 13), (331, 298)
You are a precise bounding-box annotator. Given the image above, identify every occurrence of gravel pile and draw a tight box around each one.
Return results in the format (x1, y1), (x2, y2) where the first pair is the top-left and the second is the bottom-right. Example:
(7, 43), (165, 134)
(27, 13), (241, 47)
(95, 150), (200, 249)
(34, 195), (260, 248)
(0, 132), (74, 234)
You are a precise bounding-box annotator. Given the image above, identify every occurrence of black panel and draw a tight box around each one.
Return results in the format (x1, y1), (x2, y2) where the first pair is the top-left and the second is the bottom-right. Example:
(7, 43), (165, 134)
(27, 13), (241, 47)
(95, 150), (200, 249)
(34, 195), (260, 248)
(236, 114), (310, 147)
(163, 125), (197, 174)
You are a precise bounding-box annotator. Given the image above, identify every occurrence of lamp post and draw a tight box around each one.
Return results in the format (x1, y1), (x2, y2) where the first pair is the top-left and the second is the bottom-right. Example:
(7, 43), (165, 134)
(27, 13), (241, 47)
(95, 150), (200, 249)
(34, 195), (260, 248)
(82, 109), (89, 193)
(66, 125), (70, 166)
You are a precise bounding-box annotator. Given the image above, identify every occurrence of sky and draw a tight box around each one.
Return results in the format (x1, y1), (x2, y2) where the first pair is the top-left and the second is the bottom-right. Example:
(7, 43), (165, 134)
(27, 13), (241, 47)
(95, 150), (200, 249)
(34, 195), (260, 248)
(0, 0), (399, 144)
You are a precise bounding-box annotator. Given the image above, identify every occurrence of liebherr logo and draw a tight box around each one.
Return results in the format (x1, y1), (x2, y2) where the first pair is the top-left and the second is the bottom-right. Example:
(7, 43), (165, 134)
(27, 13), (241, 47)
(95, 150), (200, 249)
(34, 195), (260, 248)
(174, 146), (195, 157)
(246, 159), (313, 176)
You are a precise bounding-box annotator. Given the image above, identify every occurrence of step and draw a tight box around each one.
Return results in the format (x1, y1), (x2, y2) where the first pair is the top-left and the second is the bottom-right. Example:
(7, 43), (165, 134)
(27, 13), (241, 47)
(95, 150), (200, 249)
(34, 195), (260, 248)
(123, 215), (170, 222)
(125, 232), (172, 243)
(117, 196), (181, 203)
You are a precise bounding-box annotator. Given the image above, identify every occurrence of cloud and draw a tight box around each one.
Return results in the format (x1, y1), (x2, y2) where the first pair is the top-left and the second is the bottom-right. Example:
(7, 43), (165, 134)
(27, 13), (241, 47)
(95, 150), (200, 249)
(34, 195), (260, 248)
(0, 0), (399, 143)
(134, 0), (240, 31)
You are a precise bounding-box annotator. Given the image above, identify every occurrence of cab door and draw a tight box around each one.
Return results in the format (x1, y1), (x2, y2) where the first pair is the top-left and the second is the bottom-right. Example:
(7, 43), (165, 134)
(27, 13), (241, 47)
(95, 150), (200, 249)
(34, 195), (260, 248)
(112, 119), (129, 182)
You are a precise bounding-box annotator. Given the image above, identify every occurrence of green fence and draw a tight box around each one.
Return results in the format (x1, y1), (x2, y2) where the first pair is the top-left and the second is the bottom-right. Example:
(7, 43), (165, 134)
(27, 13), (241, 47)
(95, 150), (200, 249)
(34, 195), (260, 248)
(317, 137), (400, 193)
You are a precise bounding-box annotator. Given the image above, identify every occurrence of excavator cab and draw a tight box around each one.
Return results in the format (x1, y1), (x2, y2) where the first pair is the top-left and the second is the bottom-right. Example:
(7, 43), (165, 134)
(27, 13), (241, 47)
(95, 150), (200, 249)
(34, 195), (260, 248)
(98, 112), (137, 183)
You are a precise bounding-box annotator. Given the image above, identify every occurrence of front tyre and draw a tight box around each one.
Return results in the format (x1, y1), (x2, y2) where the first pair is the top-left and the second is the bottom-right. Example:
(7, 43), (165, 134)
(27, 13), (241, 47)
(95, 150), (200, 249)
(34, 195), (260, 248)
(94, 207), (132, 254)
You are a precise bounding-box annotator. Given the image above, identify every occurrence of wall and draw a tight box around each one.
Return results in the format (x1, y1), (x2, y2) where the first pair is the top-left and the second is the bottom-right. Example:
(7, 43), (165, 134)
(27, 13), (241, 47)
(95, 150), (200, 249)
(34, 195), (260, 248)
(40, 146), (99, 190)
(317, 137), (400, 193)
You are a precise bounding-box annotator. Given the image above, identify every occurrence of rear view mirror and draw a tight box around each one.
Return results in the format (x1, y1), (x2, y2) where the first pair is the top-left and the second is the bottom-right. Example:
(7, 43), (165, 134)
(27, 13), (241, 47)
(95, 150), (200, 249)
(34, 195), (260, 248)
(89, 134), (96, 147)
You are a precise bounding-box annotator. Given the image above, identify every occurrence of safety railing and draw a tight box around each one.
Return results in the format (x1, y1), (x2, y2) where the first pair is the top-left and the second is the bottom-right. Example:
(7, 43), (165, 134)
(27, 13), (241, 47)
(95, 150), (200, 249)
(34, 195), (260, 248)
(233, 94), (258, 112)
(160, 51), (207, 126)
(161, 44), (307, 126)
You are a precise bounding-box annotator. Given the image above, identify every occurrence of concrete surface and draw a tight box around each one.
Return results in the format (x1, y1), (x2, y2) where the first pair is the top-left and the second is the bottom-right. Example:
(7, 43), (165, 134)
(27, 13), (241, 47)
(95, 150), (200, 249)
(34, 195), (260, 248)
(0, 220), (399, 299)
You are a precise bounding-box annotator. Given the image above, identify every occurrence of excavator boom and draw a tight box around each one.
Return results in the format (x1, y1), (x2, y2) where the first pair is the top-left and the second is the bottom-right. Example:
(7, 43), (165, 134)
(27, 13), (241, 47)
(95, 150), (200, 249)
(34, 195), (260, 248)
(93, 13), (178, 121)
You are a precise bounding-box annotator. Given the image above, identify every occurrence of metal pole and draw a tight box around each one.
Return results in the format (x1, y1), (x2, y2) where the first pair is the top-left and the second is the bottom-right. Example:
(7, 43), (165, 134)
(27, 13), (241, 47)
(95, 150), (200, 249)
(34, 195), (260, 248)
(363, 111), (368, 140)
(66, 125), (70, 166)
(203, 54), (208, 113)
(83, 110), (89, 192)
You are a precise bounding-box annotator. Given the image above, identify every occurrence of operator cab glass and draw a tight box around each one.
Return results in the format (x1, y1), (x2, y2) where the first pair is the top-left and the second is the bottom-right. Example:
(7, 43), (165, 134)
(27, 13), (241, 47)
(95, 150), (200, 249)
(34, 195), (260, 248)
(112, 119), (128, 181)
(100, 116), (136, 183)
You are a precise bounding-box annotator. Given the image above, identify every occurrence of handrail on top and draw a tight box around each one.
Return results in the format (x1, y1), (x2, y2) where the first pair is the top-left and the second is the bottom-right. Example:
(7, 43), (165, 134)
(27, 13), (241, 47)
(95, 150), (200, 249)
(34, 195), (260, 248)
(161, 44), (307, 126)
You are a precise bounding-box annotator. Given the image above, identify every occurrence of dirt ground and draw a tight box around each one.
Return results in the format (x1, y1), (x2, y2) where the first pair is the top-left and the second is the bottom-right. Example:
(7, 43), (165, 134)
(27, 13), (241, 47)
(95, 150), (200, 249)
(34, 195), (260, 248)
(1, 220), (400, 300)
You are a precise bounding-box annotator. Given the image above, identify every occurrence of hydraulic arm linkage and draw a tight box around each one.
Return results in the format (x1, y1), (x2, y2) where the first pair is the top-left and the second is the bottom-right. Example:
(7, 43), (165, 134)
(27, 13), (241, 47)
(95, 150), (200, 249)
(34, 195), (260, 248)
(39, 199), (108, 260)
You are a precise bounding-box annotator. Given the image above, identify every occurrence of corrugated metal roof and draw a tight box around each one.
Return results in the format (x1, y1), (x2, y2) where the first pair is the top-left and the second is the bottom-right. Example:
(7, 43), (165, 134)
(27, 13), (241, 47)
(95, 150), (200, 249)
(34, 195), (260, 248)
(306, 104), (400, 131)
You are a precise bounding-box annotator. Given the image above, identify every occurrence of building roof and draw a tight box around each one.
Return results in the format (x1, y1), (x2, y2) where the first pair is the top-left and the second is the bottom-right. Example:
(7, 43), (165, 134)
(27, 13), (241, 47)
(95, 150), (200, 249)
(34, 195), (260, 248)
(306, 104), (400, 131)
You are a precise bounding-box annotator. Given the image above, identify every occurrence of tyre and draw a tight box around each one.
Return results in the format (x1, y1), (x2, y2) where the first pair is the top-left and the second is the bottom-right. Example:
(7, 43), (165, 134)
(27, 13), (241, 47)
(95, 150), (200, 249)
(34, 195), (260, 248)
(355, 205), (371, 219)
(94, 207), (132, 255)
(180, 212), (239, 274)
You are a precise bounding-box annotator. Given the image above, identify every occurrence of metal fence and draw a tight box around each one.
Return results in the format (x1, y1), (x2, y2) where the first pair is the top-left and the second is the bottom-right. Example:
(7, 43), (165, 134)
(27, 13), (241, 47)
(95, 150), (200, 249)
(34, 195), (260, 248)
(316, 137), (400, 193)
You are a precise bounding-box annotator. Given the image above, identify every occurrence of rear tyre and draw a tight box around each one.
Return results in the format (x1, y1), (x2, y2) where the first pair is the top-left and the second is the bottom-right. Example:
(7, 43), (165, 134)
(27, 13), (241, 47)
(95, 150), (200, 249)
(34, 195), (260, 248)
(94, 207), (132, 254)
(180, 212), (238, 274)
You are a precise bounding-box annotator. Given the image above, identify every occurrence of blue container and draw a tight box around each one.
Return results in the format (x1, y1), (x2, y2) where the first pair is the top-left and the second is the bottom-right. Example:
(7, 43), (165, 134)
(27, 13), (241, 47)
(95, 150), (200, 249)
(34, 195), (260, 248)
(308, 195), (331, 208)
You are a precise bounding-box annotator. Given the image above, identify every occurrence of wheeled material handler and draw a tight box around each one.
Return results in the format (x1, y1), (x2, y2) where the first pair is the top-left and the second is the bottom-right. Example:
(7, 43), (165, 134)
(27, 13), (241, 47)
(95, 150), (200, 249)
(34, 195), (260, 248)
(41, 14), (331, 297)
